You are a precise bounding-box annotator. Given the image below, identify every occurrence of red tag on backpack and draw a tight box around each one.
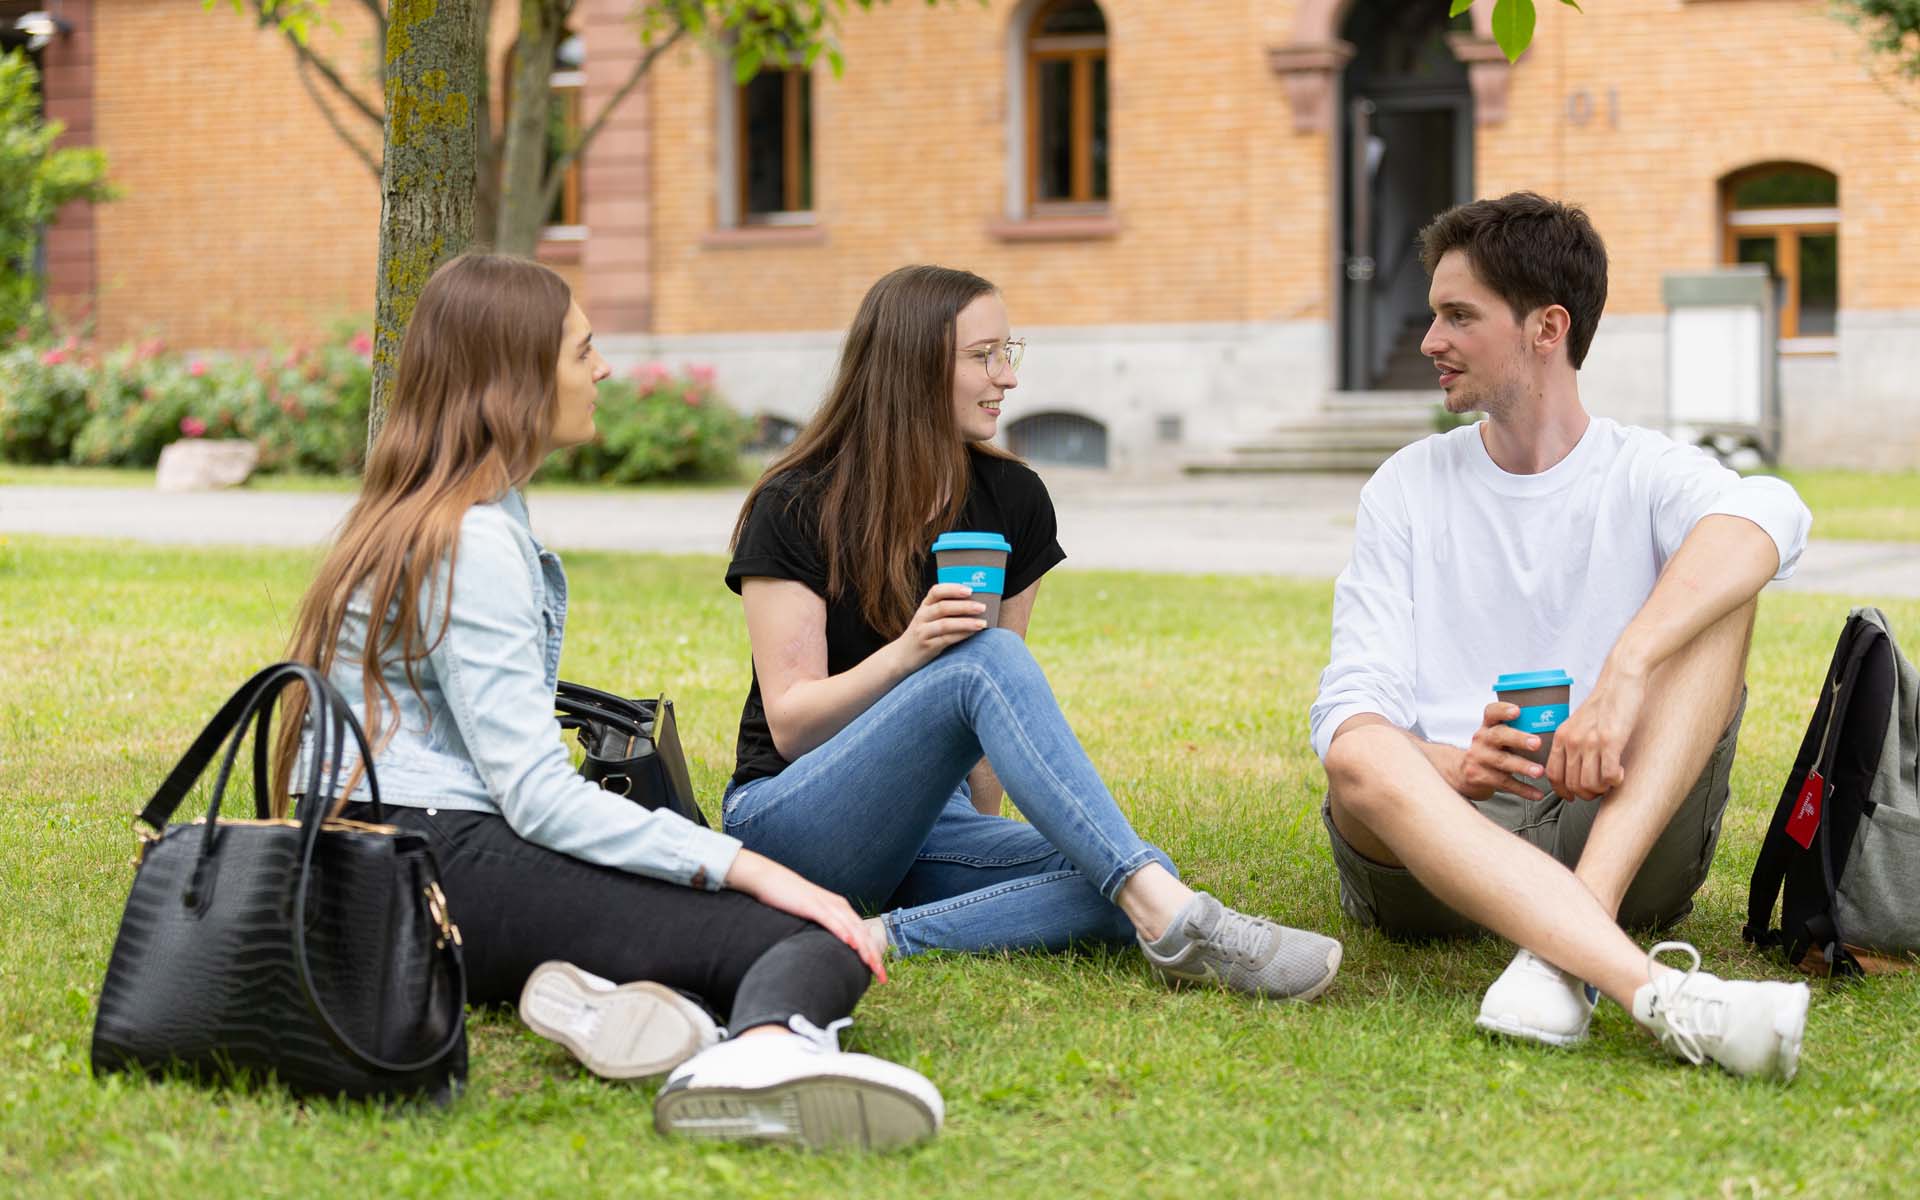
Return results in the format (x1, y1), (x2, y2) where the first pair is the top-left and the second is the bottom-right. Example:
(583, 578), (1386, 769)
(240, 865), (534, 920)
(1785, 770), (1825, 849)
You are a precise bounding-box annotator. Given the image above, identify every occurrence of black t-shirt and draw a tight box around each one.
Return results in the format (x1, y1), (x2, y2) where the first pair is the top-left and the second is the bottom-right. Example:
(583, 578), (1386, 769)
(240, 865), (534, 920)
(725, 451), (1066, 788)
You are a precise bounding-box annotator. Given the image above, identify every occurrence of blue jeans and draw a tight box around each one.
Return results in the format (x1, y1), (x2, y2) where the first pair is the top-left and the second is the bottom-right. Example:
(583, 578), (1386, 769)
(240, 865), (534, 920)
(722, 629), (1176, 956)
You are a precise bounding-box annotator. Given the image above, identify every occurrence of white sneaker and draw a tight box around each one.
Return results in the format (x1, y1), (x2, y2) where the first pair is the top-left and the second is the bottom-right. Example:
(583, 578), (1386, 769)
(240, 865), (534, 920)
(1631, 942), (1810, 1081)
(653, 1016), (943, 1152)
(518, 961), (719, 1080)
(1475, 948), (1600, 1047)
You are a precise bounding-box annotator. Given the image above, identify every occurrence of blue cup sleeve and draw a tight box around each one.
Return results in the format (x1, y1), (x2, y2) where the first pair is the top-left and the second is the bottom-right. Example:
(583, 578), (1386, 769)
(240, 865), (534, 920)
(1506, 704), (1566, 734)
(936, 564), (1006, 594)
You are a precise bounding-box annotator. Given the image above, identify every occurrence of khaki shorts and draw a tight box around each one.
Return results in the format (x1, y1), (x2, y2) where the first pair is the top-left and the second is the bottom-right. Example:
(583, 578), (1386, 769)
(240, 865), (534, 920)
(1323, 691), (1745, 940)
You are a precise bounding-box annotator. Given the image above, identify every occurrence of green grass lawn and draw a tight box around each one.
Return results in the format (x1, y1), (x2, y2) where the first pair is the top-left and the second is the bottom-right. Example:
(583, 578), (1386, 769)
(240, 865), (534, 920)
(1766, 469), (1920, 543)
(3, 538), (1919, 1198)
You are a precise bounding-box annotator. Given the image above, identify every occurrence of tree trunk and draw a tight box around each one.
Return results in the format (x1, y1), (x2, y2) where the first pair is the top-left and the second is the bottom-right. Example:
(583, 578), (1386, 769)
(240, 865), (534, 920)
(495, 0), (569, 257)
(368, 0), (483, 444)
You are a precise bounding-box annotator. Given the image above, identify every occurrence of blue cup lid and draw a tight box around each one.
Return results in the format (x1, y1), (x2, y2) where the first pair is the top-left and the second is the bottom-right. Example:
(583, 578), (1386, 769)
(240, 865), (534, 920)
(1493, 670), (1573, 692)
(931, 531), (1012, 554)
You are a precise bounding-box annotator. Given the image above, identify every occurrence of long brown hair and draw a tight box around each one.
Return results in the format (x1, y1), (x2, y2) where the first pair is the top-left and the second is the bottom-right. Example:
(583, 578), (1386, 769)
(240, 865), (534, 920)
(731, 264), (1015, 636)
(272, 253), (572, 814)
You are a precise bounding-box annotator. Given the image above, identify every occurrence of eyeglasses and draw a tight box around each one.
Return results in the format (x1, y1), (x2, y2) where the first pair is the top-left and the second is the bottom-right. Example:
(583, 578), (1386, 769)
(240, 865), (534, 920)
(960, 338), (1026, 376)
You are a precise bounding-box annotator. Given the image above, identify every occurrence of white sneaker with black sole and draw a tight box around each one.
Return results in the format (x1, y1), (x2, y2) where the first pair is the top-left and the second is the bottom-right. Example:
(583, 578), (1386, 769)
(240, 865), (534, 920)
(1631, 941), (1810, 1081)
(518, 961), (719, 1080)
(653, 1015), (942, 1152)
(1475, 948), (1600, 1047)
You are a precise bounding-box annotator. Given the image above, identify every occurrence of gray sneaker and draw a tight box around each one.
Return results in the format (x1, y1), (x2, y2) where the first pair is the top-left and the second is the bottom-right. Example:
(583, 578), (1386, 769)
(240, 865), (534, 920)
(1137, 893), (1342, 1001)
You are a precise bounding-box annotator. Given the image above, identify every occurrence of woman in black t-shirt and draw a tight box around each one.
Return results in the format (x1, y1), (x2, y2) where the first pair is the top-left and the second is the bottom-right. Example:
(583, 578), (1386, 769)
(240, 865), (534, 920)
(722, 265), (1343, 1000)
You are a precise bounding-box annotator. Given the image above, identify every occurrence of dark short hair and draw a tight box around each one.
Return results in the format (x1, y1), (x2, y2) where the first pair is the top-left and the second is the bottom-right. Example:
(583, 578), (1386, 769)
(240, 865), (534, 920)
(1417, 193), (1609, 369)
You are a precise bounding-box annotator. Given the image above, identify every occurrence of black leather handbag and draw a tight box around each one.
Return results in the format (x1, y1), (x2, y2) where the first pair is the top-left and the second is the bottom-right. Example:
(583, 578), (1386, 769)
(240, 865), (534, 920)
(555, 680), (708, 827)
(91, 662), (469, 1104)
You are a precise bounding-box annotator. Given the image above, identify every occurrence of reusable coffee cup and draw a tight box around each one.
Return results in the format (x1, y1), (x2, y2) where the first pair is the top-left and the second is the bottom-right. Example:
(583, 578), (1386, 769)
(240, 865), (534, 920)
(1493, 670), (1573, 770)
(931, 531), (1012, 628)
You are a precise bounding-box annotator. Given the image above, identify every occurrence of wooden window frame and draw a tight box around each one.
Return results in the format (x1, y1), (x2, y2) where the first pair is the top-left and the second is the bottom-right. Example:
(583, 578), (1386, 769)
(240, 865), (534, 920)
(547, 71), (585, 231)
(1720, 166), (1838, 347)
(737, 67), (813, 224)
(1026, 0), (1109, 214)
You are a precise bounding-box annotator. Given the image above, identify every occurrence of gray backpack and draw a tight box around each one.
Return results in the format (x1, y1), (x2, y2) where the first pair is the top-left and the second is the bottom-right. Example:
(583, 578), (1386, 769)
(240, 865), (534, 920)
(1746, 607), (1920, 976)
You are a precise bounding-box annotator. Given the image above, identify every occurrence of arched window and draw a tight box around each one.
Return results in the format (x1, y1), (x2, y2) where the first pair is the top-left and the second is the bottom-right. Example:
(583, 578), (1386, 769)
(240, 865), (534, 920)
(1721, 163), (1838, 344)
(1007, 412), (1109, 468)
(1027, 0), (1109, 212)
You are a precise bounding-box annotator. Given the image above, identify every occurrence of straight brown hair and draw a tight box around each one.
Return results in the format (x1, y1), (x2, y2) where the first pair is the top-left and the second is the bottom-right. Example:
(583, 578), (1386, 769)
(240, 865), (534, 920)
(271, 253), (572, 813)
(730, 264), (1014, 637)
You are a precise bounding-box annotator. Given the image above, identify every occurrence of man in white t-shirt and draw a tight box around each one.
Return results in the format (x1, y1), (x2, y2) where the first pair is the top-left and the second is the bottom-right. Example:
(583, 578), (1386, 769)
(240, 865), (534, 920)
(1312, 193), (1813, 1079)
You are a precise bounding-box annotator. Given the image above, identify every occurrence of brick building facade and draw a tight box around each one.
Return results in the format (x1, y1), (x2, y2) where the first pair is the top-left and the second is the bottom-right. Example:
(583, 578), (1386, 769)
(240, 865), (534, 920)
(22, 0), (1920, 469)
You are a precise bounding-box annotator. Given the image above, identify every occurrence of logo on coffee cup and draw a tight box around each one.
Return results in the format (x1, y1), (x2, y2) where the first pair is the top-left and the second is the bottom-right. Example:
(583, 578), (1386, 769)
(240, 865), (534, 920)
(969, 569), (988, 587)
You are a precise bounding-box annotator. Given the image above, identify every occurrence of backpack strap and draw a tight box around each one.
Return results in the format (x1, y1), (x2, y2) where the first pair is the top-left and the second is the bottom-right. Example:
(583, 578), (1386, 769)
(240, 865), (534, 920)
(1745, 614), (1880, 961)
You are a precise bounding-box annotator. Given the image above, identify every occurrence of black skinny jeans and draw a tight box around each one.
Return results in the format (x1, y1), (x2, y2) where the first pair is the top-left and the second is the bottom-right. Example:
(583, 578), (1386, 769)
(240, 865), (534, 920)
(341, 802), (869, 1034)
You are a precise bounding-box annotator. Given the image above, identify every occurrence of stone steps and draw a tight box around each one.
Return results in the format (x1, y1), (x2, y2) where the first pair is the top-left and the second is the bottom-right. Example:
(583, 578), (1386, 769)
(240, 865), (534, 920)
(1185, 390), (1458, 475)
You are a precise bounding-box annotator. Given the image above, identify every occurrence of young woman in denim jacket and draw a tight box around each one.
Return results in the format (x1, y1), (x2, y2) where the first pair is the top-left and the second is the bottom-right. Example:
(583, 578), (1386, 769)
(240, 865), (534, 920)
(272, 253), (939, 1151)
(721, 264), (1343, 1001)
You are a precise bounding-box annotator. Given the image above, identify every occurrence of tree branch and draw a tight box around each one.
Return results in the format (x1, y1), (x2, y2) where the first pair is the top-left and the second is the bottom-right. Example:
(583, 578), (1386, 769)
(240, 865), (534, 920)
(356, 0), (390, 92)
(248, 0), (385, 129)
(295, 56), (383, 178)
(538, 25), (688, 216)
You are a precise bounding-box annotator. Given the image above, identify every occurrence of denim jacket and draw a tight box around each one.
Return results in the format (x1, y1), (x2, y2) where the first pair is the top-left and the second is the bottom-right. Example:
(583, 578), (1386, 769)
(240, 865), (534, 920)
(300, 490), (741, 890)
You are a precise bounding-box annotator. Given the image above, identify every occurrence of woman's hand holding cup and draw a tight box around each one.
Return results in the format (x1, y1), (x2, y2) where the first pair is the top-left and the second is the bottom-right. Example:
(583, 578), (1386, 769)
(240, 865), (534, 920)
(890, 583), (988, 673)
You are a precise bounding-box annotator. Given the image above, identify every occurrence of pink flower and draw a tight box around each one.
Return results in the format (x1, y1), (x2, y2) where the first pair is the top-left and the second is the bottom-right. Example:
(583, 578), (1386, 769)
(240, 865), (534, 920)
(349, 331), (374, 356)
(631, 361), (673, 390)
(40, 348), (67, 366)
(688, 363), (717, 386)
(179, 417), (207, 438)
(188, 360), (207, 377)
(684, 392), (703, 408)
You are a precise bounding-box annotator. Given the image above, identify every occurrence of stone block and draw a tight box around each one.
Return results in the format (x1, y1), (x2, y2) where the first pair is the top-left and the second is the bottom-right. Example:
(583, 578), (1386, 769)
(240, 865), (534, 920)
(155, 439), (259, 492)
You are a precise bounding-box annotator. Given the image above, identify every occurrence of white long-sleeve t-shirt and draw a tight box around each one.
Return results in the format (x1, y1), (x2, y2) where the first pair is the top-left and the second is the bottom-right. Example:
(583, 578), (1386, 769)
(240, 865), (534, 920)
(1309, 417), (1812, 761)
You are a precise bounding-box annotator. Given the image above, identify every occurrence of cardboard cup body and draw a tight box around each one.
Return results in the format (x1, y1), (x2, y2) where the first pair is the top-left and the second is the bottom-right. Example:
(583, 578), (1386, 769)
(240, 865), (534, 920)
(935, 548), (1009, 627)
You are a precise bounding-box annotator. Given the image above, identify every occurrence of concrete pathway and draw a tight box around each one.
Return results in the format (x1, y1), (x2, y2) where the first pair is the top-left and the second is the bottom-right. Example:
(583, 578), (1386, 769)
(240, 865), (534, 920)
(1, 473), (1915, 598)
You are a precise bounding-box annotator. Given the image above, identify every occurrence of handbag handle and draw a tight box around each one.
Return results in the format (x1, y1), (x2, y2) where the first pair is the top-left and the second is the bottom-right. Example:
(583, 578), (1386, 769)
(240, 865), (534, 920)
(557, 679), (649, 717)
(139, 662), (384, 831)
(556, 698), (655, 744)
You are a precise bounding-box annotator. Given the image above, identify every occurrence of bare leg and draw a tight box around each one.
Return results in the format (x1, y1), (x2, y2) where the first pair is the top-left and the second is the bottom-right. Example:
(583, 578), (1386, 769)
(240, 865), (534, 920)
(1326, 730), (1658, 1006)
(1571, 600), (1754, 915)
(1113, 864), (1194, 942)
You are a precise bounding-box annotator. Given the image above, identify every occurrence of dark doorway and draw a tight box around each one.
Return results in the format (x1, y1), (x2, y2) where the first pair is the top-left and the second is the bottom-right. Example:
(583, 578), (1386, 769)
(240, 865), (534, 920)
(1339, 0), (1473, 391)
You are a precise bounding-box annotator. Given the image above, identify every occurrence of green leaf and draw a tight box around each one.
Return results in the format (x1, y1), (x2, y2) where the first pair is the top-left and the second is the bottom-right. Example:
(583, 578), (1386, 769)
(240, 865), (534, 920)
(1490, 0), (1536, 63)
(1558, 0), (1583, 9)
(1448, 0), (1475, 18)
(733, 41), (765, 84)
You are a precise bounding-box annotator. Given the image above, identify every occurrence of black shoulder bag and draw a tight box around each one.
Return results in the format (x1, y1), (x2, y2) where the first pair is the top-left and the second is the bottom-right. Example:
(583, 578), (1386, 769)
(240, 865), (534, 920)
(91, 662), (469, 1103)
(555, 680), (708, 827)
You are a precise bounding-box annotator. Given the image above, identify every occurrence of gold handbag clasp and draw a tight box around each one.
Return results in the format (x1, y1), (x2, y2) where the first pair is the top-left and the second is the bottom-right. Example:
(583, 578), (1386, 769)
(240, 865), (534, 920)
(424, 880), (463, 950)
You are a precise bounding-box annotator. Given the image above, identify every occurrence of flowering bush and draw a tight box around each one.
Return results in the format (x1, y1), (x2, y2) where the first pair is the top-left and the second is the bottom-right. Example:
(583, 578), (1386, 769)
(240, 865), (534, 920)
(0, 336), (92, 462)
(537, 362), (749, 484)
(1, 334), (746, 483)
(1, 325), (375, 474)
